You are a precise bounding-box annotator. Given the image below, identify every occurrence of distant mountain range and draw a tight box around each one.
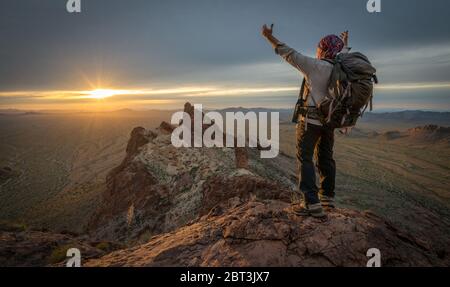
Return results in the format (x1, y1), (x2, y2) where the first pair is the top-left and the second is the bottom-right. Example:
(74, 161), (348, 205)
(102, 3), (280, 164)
(360, 110), (450, 124)
(217, 108), (450, 126)
(1, 108), (449, 127)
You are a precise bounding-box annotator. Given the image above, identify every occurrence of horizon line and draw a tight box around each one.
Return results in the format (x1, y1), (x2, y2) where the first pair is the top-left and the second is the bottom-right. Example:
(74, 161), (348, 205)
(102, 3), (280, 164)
(1, 107), (449, 114)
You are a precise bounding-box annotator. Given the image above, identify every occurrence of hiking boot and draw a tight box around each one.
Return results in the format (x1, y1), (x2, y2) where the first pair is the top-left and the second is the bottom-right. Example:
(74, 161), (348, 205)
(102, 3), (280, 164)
(319, 195), (336, 209)
(292, 203), (326, 218)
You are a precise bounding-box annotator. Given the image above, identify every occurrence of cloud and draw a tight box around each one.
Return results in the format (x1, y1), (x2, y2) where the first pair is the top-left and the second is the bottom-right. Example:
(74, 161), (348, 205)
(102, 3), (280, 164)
(376, 82), (450, 90)
(1, 0), (450, 111)
(368, 43), (450, 84)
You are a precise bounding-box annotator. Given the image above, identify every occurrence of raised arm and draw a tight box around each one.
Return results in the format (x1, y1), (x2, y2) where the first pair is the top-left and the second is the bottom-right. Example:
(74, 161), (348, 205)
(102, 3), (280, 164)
(340, 31), (349, 47)
(340, 30), (351, 53)
(261, 24), (320, 78)
(261, 24), (282, 48)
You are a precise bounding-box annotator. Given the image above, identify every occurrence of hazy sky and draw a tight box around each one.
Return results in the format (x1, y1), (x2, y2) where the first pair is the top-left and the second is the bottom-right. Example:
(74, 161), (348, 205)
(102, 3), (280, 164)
(1, 0), (450, 111)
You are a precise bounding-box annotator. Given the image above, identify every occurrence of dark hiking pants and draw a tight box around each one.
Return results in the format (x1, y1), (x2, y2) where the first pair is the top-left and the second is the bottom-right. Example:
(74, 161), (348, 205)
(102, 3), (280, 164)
(296, 121), (336, 205)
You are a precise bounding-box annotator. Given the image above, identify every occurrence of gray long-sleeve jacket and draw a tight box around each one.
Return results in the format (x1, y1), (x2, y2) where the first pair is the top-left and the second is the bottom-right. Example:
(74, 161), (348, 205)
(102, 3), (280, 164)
(275, 43), (350, 126)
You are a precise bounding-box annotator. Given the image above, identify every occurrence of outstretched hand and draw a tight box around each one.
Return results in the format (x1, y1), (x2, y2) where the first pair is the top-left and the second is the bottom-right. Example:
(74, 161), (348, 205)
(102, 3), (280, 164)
(261, 24), (274, 38)
(340, 30), (349, 46)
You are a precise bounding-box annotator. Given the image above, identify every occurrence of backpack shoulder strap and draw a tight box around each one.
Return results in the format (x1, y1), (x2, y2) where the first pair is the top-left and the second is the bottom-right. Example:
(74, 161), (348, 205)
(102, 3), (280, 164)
(291, 78), (307, 123)
(300, 78), (318, 107)
(299, 78), (306, 101)
(321, 58), (335, 65)
(301, 77), (321, 108)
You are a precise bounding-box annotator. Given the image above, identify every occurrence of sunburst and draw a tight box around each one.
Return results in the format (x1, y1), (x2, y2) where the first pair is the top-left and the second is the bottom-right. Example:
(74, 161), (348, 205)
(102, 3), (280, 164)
(86, 89), (122, 99)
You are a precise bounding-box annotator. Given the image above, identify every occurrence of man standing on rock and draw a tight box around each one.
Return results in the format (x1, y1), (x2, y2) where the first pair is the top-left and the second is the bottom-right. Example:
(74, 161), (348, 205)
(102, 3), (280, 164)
(262, 24), (350, 218)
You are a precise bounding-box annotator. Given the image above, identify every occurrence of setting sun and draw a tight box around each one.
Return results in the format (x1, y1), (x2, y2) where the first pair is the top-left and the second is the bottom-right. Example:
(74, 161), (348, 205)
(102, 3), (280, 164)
(87, 89), (121, 99)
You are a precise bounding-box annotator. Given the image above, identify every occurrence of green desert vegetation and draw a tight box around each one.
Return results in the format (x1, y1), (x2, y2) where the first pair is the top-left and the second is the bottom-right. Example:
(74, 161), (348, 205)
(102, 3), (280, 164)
(0, 220), (27, 232)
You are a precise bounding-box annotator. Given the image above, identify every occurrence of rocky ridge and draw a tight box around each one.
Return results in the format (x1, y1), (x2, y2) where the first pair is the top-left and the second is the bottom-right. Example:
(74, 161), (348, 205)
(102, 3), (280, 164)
(87, 103), (294, 243)
(83, 103), (449, 266)
(1, 104), (449, 266)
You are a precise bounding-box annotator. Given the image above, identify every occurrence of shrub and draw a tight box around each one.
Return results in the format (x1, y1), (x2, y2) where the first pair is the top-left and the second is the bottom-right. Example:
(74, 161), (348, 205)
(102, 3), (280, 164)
(48, 244), (73, 264)
(0, 220), (27, 232)
(95, 242), (111, 252)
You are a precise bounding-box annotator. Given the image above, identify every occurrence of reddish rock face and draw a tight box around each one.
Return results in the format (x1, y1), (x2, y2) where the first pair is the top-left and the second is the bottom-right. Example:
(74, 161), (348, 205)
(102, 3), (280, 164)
(0, 228), (104, 267)
(87, 156), (173, 241)
(126, 127), (150, 158)
(184, 102), (195, 118)
(234, 148), (249, 168)
(200, 174), (290, 216)
(158, 121), (175, 134)
(85, 200), (449, 267)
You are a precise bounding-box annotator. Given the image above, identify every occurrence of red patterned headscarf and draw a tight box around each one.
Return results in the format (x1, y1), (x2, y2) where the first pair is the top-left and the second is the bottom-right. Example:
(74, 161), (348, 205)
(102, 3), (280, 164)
(318, 35), (344, 59)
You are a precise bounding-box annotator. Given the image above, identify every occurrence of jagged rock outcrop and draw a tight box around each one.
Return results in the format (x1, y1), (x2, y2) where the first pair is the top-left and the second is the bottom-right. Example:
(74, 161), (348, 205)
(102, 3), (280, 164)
(85, 200), (448, 267)
(379, 125), (450, 144)
(184, 102), (249, 169)
(125, 127), (153, 158)
(407, 125), (450, 143)
(87, 105), (293, 243)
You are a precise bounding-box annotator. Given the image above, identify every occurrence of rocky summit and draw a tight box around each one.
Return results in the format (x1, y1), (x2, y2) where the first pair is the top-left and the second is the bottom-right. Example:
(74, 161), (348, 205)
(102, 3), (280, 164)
(82, 103), (448, 266)
(85, 200), (447, 267)
(1, 103), (449, 267)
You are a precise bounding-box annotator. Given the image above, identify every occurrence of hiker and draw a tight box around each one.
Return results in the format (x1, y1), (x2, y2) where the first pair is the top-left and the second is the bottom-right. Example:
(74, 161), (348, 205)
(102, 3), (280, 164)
(261, 24), (351, 218)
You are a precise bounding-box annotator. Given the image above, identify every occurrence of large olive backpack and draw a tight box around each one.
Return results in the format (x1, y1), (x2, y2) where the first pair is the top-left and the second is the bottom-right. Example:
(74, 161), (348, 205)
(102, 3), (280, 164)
(292, 52), (378, 129)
